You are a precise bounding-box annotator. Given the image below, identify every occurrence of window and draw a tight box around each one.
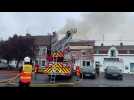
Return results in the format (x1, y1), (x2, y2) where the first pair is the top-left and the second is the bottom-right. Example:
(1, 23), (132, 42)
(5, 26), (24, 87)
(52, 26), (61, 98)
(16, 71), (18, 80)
(99, 50), (108, 54)
(87, 61), (90, 66)
(118, 50), (127, 54)
(83, 61), (90, 67)
(35, 60), (38, 64)
(125, 66), (129, 70)
(104, 58), (119, 61)
(82, 52), (86, 55)
(83, 61), (86, 66)
(43, 48), (46, 54)
(96, 49), (99, 54)
(42, 61), (45, 66)
(129, 50), (134, 54)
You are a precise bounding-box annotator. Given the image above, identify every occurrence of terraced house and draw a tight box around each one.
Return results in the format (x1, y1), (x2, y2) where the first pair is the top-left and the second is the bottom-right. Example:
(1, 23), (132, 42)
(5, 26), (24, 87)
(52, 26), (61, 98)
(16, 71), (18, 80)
(94, 43), (134, 74)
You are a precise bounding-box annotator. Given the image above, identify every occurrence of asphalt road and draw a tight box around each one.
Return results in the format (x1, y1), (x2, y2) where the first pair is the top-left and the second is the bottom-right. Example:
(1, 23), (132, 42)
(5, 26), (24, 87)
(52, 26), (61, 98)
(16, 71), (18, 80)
(1, 70), (134, 87)
(77, 73), (134, 87)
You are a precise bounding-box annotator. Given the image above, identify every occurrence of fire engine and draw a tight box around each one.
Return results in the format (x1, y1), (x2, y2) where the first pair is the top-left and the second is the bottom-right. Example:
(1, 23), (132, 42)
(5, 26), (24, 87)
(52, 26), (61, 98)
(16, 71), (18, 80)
(38, 29), (77, 79)
(44, 50), (73, 79)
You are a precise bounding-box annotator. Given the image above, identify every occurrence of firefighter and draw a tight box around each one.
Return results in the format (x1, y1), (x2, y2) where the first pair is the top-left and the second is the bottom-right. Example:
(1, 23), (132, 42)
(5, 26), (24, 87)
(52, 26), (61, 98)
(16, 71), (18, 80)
(34, 63), (40, 80)
(75, 66), (81, 81)
(19, 57), (33, 87)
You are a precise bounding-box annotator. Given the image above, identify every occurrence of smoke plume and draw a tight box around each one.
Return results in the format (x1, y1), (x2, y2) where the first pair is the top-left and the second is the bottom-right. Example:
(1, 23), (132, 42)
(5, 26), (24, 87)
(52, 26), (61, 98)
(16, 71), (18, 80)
(58, 12), (134, 45)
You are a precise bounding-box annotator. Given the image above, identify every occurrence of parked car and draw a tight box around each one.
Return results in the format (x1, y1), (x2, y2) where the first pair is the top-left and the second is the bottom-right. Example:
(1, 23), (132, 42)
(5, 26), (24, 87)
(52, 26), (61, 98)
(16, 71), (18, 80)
(104, 66), (123, 80)
(81, 66), (96, 79)
(0, 62), (16, 70)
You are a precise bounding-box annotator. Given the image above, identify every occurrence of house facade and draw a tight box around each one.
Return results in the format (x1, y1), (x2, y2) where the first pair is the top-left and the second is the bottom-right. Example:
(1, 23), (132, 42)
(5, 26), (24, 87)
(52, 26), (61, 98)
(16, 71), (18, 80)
(7, 32), (58, 68)
(33, 32), (58, 67)
(94, 43), (134, 74)
(5, 31), (134, 74)
(64, 40), (95, 70)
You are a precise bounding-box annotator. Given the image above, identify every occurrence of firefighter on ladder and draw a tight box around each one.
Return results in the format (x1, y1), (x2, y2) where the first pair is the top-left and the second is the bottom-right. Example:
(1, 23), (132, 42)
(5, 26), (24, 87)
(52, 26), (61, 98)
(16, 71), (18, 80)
(19, 57), (33, 87)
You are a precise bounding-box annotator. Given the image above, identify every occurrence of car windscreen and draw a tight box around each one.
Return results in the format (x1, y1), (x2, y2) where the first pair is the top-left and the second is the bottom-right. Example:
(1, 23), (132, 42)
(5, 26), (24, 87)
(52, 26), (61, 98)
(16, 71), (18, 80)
(107, 66), (121, 72)
(82, 66), (94, 72)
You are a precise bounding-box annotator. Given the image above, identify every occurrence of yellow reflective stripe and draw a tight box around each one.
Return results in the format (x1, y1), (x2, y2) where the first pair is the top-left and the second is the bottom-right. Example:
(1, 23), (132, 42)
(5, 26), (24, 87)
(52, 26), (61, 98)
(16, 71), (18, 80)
(20, 76), (31, 79)
(56, 66), (61, 73)
(63, 67), (68, 73)
(58, 64), (64, 73)
(62, 67), (66, 73)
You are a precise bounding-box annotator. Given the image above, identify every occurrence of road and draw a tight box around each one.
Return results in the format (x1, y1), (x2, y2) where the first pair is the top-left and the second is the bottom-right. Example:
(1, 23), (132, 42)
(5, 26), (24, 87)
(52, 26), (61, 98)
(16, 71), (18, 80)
(77, 73), (134, 87)
(0, 70), (134, 87)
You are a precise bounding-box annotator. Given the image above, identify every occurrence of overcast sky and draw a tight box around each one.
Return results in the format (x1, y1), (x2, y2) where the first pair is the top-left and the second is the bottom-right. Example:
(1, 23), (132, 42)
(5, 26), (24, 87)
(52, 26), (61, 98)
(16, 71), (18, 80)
(0, 12), (81, 40)
(1, 12), (134, 45)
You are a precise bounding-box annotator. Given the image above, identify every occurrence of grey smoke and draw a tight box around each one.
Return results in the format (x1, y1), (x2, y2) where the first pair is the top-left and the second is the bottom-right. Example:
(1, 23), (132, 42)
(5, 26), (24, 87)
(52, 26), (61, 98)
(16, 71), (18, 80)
(58, 12), (134, 43)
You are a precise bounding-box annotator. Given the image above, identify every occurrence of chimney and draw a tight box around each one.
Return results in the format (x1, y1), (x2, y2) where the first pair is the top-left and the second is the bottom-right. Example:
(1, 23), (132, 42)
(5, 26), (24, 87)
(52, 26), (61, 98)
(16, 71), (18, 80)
(120, 42), (123, 46)
(101, 43), (104, 46)
(26, 33), (31, 37)
(53, 32), (56, 36)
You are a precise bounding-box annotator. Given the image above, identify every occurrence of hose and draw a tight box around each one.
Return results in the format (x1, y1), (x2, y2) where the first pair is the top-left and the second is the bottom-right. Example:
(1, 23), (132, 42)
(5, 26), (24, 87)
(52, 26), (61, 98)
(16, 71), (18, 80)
(0, 73), (19, 83)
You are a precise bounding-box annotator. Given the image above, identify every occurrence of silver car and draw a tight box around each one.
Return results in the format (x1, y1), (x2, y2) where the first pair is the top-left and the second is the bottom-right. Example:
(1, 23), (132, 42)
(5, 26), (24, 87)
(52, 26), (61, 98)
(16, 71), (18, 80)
(104, 66), (123, 80)
(81, 67), (96, 79)
(0, 62), (15, 70)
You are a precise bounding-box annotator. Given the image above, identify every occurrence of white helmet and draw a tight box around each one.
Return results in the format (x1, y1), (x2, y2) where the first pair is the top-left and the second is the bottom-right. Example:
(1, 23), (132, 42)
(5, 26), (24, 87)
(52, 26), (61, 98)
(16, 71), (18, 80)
(24, 57), (30, 63)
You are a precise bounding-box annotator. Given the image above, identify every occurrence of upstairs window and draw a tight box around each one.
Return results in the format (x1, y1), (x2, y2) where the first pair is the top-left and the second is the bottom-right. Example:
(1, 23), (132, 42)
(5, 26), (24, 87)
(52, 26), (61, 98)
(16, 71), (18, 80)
(99, 50), (108, 54)
(118, 50), (127, 54)
(129, 50), (134, 54)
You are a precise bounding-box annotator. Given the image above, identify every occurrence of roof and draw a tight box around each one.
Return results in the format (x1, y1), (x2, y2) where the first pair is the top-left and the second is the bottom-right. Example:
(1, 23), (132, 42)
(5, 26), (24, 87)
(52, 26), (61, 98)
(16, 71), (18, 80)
(32, 35), (52, 46)
(66, 40), (95, 46)
(95, 45), (134, 50)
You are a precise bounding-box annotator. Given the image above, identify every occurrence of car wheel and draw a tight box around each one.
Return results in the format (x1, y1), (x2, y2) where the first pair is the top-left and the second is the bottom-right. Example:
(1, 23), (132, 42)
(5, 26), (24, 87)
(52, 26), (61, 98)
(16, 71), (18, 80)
(93, 75), (96, 79)
(119, 77), (123, 80)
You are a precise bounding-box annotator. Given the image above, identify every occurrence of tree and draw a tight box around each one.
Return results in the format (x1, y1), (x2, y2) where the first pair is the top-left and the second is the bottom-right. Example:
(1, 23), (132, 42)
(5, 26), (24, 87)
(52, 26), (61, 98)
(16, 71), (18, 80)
(0, 34), (35, 69)
(0, 40), (13, 64)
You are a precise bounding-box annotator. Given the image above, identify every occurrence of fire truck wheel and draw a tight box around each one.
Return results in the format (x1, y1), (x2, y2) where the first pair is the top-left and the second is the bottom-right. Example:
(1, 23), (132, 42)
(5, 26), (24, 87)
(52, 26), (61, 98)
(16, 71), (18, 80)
(48, 75), (51, 80)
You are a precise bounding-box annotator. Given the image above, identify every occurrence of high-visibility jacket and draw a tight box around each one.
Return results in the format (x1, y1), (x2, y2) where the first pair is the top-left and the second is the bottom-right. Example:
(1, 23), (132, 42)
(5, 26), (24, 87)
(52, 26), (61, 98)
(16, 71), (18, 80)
(76, 67), (81, 77)
(20, 64), (32, 84)
(20, 72), (32, 84)
(34, 64), (39, 73)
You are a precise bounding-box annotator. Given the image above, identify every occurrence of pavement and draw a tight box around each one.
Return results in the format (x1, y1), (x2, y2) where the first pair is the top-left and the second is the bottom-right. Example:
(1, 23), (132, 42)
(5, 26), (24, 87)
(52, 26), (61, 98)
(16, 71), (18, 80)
(1, 70), (134, 87)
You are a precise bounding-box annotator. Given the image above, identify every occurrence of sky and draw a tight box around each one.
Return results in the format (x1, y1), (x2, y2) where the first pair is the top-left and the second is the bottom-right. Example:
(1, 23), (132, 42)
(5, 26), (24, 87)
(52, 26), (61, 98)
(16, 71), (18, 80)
(1, 12), (134, 45)
(0, 12), (81, 40)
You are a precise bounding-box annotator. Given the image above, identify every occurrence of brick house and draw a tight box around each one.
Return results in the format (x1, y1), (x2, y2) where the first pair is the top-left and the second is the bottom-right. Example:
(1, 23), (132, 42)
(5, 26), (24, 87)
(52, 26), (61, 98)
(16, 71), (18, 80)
(9, 32), (58, 68)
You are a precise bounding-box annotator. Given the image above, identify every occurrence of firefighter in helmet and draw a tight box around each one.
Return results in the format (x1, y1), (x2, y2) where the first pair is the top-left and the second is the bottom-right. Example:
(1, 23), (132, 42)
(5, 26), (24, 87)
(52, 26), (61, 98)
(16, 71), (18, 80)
(19, 57), (33, 87)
